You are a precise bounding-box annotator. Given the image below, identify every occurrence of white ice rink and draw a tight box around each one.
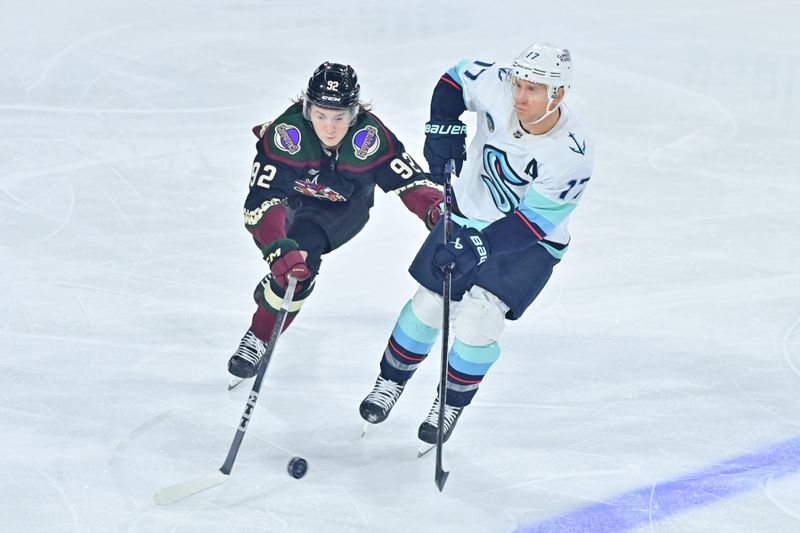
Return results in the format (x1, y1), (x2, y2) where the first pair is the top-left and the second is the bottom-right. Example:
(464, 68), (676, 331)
(2, 1), (799, 531)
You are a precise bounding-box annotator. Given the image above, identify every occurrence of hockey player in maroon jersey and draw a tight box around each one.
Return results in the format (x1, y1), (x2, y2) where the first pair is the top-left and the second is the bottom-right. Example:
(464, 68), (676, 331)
(228, 62), (443, 379)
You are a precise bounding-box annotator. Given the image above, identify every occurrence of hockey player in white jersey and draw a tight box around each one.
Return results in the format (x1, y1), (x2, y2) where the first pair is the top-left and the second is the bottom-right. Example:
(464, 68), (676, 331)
(359, 43), (594, 445)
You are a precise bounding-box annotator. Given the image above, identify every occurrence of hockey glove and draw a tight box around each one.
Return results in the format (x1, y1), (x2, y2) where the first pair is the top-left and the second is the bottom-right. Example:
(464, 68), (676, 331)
(424, 119), (467, 180)
(432, 226), (490, 281)
(425, 201), (443, 230)
(263, 238), (311, 289)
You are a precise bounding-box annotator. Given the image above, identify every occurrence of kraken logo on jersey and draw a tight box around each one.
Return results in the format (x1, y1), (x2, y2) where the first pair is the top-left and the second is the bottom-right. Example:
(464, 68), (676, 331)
(480, 145), (529, 213)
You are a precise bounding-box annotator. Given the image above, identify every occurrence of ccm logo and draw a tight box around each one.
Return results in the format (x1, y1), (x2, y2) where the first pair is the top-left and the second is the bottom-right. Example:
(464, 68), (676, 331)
(266, 248), (282, 262)
(425, 123), (467, 135)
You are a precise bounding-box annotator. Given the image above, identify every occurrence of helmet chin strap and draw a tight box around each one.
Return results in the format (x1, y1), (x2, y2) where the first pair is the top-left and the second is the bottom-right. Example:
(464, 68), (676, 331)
(524, 102), (559, 126)
(523, 88), (562, 125)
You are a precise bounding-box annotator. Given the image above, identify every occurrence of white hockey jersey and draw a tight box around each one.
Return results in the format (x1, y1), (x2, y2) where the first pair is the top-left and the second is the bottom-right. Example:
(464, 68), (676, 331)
(447, 59), (594, 256)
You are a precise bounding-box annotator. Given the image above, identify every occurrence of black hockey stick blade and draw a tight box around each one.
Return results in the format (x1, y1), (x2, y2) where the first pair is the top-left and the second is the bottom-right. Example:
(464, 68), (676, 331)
(435, 469), (450, 492)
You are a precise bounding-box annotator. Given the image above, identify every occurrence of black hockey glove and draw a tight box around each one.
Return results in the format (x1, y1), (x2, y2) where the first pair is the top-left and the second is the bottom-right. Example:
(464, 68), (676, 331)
(423, 119), (466, 181)
(432, 226), (490, 281)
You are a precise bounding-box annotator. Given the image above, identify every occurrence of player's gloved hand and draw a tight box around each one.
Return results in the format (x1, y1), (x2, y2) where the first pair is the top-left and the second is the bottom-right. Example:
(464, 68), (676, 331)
(432, 226), (490, 281)
(424, 119), (467, 181)
(425, 201), (443, 230)
(263, 238), (311, 289)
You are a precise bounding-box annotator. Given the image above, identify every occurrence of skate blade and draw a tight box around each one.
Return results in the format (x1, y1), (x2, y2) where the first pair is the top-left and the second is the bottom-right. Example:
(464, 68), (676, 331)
(417, 442), (435, 458)
(227, 376), (247, 391)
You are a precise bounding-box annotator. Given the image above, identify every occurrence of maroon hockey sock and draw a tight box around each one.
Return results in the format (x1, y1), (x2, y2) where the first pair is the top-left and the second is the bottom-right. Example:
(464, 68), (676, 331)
(250, 303), (296, 341)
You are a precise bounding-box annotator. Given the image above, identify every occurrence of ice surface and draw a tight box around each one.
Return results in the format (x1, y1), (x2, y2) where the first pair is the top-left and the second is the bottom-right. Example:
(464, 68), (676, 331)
(1, 1), (799, 531)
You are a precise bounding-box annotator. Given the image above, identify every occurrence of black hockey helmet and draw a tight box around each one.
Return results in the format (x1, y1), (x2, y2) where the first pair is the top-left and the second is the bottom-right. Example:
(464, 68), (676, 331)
(305, 62), (360, 108)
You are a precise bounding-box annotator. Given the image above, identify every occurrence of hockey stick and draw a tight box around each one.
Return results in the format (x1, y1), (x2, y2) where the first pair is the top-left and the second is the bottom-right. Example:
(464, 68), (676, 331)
(154, 276), (299, 506)
(434, 160), (455, 491)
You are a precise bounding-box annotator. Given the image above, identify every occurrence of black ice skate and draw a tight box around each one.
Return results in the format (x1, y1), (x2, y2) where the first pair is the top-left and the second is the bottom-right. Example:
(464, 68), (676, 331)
(359, 376), (405, 424)
(227, 330), (267, 379)
(418, 395), (463, 444)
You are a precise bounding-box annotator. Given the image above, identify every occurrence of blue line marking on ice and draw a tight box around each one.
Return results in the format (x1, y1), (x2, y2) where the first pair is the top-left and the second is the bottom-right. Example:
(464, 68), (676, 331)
(515, 435), (800, 533)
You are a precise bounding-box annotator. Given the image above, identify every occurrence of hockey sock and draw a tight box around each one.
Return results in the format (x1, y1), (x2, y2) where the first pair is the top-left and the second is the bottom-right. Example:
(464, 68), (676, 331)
(444, 338), (500, 407)
(250, 302), (297, 340)
(379, 300), (439, 384)
(250, 276), (311, 340)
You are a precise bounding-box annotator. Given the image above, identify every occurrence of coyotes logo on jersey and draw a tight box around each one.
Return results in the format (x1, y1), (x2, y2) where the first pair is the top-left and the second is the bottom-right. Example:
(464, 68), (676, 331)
(293, 180), (347, 202)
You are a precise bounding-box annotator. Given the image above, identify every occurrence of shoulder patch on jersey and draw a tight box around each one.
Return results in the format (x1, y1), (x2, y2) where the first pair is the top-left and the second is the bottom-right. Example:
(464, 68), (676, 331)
(335, 112), (395, 170)
(352, 125), (380, 160)
(568, 131), (586, 155)
(273, 123), (302, 154)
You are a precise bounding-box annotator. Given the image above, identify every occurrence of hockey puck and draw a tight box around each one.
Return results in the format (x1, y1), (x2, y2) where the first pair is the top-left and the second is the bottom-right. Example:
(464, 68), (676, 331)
(287, 457), (308, 479)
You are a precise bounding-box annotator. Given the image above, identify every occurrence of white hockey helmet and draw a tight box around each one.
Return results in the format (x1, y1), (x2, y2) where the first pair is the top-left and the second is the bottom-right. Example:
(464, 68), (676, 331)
(511, 42), (572, 100)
